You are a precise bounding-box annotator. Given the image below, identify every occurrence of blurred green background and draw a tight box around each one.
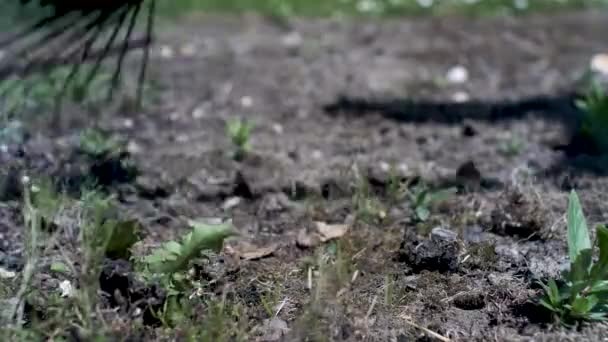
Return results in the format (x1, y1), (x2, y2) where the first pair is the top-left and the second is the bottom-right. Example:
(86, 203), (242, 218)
(159, 0), (607, 17)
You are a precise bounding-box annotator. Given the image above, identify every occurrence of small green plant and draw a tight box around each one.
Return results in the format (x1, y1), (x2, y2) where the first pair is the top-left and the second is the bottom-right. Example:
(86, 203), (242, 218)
(407, 183), (456, 222)
(576, 82), (608, 153)
(539, 190), (608, 325)
(498, 135), (526, 157)
(352, 173), (386, 224)
(141, 220), (236, 327)
(144, 220), (235, 275)
(226, 118), (253, 161)
(78, 128), (123, 158)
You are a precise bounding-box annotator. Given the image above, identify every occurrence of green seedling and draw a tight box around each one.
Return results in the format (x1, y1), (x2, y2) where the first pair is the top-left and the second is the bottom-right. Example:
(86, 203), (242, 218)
(78, 128), (122, 158)
(226, 118), (253, 161)
(498, 135), (526, 157)
(407, 183), (456, 222)
(144, 220), (236, 275)
(143, 220), (236, 327)
(539, 190), (608, 325)
(352, 173), (386, 224)
(576, 82), (608, 153)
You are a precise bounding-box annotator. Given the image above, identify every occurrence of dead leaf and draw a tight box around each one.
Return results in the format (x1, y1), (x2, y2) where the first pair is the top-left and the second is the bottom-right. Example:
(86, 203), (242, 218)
(296, 221), (349, 248)
(231, 241), (278, 260)
(316, 221), (348, 241)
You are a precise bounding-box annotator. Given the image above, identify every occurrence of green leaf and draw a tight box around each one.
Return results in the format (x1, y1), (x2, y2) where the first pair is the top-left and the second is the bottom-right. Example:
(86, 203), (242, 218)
(547, 279), (562, 305)
(590, 225), (608, 281)
(571, 294), (598, 314)
(567, 190), (591, 265)
(50, 262), (69, 274)
(105, 219), (141, 259)
(540, 298), (561, 313)
(586, 312), (607, 321)
(569, 249), (593, 284)
(415, 206), (430, 222)
(427, 187), (457, 205)
(144, 220), (236, 274)
(597, 225), (608, 264)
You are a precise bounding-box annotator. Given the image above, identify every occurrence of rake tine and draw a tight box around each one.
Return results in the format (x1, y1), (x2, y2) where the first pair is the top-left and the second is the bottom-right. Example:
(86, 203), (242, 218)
(135, 0), (156, 108)
(107, 1), (142, 101)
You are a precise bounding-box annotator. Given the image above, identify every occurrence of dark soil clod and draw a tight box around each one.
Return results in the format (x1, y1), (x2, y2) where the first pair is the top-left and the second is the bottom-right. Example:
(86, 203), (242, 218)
(398, 227), (460, 273)
(99, 259), (166, 326)
(490, 188), (548, 239)
(451, 291), (486, 310)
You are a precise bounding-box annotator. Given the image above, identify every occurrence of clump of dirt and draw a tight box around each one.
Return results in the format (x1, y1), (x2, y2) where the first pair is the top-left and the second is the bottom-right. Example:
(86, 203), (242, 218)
(398, 227), (461, 273)
(99, 259), (167, 326)
(489, 187), (550, 239)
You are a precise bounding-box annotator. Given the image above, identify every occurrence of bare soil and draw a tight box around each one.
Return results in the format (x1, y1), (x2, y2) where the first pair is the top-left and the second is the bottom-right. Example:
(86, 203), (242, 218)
(3, 9), (608, 341)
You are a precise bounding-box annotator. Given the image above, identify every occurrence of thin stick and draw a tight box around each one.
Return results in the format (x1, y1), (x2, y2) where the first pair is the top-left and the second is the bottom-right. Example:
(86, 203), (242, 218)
(401, 316), (451, 342)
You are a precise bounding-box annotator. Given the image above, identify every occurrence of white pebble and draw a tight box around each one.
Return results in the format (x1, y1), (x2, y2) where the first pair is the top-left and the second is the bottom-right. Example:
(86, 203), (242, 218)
(282, 32), (303, 49)
(59, 280), (74, 298)
(241, 96), (253, 108)
(591, 53), (608, 75)
(446, 65), (469, 84)
(159, 45), (174, 59)
(451, 91), (470, 103)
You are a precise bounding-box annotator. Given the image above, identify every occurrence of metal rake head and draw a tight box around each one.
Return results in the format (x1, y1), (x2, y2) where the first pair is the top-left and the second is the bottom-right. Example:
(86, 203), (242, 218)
(0, 0), (157, 109)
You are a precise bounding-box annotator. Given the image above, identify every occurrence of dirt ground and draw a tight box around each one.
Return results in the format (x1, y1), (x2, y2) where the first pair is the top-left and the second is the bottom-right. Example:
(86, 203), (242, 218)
(4, 9), (608, 341)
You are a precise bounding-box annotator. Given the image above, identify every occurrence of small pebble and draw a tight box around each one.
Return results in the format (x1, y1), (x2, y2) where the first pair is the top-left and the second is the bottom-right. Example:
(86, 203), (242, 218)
(282, 32), (303, 49)
(159, 45), (174, 59)
(591, 53), (608, 75)
(452, 91), (470, 103)
(241, 96), (253, 108)
(446, 65), (469, 84)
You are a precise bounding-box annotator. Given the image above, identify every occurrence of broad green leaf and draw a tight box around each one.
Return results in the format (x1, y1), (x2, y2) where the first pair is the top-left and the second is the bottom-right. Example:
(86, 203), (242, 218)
(50, 262), (69, 274)
(590, 280), (608, 295)
(569, 249), (593, 284)
(548, 279), (562, 306)
(540, 298), (561, 313)
(145, 220), (236, 274)
(415, 206), (430, 222)
(590, 225), (608, 282)
(586, 312), (607, 321)
(567, 190), (591, 264)
(597, 225), (608, 264)
(105, 219), (141, 259)
(428, 187), (457, 205)
(571, 294), (598, 314)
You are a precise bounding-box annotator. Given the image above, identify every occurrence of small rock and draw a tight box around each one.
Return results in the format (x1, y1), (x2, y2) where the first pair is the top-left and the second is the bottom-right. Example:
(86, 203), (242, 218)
(159, 45), (174, 59)
(446, 65), (469, 84)
(241, 96), (253, 108)
(180, 43), (197, 57)
(127, 141), (142, 154)
(282, 32), (303, 49)
(0, 267), (15, 279)
(431, 227), (457, 243)
(123, 118), (134, 128)
(59, 280), (74, 298)
(259, 318), (290, 341)
(590, 53), (608, 75)
(451, 91), (470, 103)
(192, 106), (207, 119)
(272, 123), (284, 135)
(222, 196), (241, 211)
